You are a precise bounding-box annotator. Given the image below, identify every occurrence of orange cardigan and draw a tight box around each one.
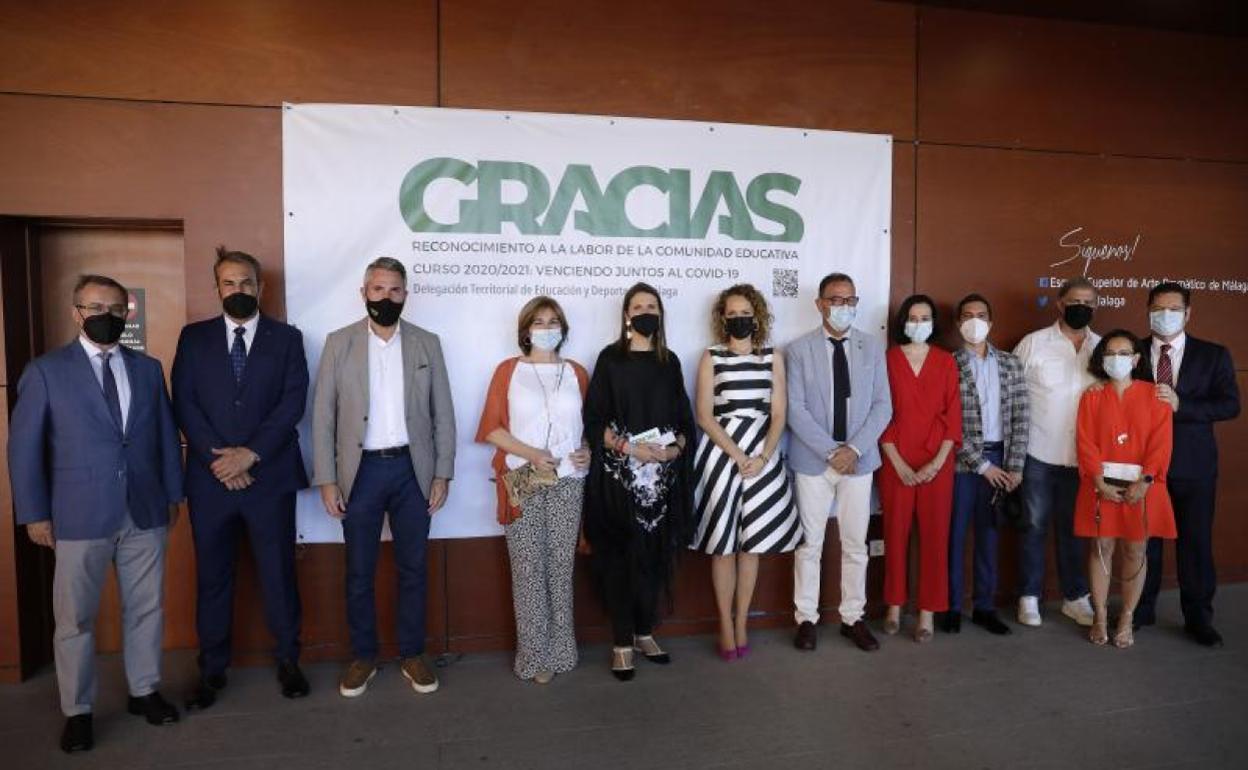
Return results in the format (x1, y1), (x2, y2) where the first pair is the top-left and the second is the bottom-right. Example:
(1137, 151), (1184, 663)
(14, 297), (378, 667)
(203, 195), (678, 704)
(474, 356), (590, 525)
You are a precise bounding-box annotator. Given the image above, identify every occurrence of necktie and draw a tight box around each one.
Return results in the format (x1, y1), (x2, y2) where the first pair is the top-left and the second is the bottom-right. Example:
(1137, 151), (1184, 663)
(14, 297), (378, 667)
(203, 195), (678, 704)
(231, 326), (247, 383)
(100, 351), (123, 432)
(829, 337), (850, 442)
(1157, 343), (1173, 387)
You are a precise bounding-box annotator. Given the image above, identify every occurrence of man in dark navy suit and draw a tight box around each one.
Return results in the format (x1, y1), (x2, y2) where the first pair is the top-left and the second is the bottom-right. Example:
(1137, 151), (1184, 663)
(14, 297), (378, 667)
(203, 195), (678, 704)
(1136, 281), (1240, 647)
(9, 274), (184, 753)
(172, 247), (310, 708)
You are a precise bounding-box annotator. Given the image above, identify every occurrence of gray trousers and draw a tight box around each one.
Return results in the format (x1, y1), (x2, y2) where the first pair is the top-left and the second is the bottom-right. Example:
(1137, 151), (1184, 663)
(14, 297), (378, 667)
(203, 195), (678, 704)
(53, 515), (167, 716)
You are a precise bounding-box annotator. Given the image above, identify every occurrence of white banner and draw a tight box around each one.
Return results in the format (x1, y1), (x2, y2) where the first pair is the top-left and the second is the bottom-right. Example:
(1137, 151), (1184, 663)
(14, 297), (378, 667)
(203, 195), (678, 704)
(283, 104), (891, 541)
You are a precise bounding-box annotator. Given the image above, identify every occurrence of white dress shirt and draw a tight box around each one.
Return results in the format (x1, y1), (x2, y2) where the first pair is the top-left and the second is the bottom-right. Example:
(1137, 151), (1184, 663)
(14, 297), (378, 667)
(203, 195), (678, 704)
(363, 323), (410, 450)
(1151, 332), (1186, 387)
(223, 311), (259, 356)
(79, 335), (131, 431)
(1013, 321), (1100, 467)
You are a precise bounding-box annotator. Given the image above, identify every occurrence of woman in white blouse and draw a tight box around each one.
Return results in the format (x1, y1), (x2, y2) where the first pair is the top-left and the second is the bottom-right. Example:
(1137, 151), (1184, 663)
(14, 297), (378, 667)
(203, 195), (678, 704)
(475, 297), (591, 684)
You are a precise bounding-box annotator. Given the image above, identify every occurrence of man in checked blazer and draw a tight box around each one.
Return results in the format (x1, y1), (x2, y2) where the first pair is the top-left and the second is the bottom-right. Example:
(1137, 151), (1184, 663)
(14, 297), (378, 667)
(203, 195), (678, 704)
(312, 256), (455, 698)
(943, 294), (1029, 635)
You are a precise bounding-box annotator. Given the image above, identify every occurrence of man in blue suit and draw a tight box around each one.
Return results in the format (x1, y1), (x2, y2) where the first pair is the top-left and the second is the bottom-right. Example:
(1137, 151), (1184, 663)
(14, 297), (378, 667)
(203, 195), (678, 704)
(172, 248), (310, 709)
(787, 272), (892, 652)
(8, 274), (184, 753)
(1135, 281), (1240, 647)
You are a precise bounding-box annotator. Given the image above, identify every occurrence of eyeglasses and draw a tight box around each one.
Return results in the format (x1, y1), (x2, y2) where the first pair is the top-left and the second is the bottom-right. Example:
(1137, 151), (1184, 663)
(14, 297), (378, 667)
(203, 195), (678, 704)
(76, 303), (128, 318)
(1103, 351), (1136, 358)
(820, 296), (859, 307)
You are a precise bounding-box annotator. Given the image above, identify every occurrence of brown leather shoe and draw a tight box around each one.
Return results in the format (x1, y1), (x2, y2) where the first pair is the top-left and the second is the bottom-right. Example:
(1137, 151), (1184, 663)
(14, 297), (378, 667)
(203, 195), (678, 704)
(794, 621), (817, 651)
(400, 656), (439, 694)
(339, 659), (377, 698)
(840, 621), (880, 652)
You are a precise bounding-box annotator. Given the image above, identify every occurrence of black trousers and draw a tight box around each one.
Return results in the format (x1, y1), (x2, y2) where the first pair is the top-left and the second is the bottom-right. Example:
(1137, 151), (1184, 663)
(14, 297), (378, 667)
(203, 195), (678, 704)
(1139, 477), (1218, 628)
(600, 544), (662, 647)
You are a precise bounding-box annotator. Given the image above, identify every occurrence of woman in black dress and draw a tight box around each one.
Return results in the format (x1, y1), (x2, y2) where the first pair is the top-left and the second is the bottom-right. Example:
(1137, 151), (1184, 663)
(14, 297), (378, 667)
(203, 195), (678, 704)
(583, 282), (694, 681)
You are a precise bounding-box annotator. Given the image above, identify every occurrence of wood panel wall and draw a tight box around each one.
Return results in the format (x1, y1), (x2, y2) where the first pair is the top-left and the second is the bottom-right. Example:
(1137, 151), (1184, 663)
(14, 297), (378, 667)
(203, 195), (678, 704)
(1, 0), (1245, 677)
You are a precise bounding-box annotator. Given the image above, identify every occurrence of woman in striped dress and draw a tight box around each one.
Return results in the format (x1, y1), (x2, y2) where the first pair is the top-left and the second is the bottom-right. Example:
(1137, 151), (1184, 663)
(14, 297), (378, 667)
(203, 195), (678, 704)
(692, 284), (801, 660)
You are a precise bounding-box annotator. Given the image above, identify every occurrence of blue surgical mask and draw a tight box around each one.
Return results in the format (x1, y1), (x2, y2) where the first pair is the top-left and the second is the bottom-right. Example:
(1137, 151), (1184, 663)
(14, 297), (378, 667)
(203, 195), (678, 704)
(905, 320), (933, 344)
(1104, 355), (1135, 381)
(1149, 309), (1185, 338)
(827, 305), (856, 332)
(530, 328), (563, 352)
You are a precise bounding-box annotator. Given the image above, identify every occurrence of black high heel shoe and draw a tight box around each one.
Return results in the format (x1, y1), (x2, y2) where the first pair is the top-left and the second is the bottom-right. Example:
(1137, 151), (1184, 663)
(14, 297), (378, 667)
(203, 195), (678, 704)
(611, 647), (636, 681)
(633, 635), (671, 664)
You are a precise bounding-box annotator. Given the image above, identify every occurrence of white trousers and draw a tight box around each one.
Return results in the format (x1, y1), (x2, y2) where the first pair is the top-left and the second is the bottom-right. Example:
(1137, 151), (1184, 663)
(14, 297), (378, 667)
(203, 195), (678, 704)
(793, 468), (873, 625)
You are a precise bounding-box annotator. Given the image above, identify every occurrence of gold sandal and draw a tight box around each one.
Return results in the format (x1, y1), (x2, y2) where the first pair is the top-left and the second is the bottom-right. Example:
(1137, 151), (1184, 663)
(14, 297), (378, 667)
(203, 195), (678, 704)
(1089, 620), (1109, 646)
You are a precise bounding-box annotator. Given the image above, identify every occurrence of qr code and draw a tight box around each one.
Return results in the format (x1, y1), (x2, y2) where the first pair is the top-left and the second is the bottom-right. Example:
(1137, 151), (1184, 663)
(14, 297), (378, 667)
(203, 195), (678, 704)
(772, 268), (799, 298)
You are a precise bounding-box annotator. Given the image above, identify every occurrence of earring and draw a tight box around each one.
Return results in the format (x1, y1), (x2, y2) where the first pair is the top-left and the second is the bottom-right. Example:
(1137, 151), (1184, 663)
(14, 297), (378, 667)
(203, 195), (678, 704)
(625, 319), (632, 341)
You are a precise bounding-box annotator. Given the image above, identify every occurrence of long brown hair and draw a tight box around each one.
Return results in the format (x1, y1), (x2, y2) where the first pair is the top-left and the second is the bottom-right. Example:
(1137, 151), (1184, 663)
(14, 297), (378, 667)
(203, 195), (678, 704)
(615, 282), (669, 362)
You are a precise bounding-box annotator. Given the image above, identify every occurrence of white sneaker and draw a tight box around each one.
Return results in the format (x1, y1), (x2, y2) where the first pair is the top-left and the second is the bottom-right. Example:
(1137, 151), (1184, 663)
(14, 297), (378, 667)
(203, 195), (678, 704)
(1017, 596), (1042, 627)
(1062, 595), (1095, 627)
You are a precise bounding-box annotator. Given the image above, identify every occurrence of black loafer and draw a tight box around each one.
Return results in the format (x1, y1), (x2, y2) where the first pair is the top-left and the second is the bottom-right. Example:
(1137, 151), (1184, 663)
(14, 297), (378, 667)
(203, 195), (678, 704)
(60, 714), (93, 753)
(1186, 624), (1224, 648)
(938, 612), (962, 633)
(278, 661), (310, 698)
(794, 621), (818, 651)
(971, 610), (1012, 636)
(185, 672), (227, 711)
(128, 691), (180, 725)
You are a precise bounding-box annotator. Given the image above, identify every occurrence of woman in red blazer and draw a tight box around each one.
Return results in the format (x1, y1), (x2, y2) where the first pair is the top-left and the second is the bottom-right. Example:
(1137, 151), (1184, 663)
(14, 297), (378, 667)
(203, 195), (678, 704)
(879, 295), (962, 643)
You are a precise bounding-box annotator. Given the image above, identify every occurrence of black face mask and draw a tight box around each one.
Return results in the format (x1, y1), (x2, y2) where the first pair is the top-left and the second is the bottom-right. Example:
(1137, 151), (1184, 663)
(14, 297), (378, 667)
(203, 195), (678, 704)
(1063, 303), (1094, 330)
(222, 291), (258, 320)
(366, 297), (404, 327)
(725, 316), (756, 341)
(630, 313), (660, 338)
(81, 312), (126, 346)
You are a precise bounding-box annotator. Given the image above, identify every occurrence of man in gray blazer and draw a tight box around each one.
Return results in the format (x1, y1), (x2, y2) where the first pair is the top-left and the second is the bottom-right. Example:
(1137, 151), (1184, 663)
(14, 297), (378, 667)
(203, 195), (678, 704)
(312, 257), (455, 698)
(8, 275), (184, 753)
(787, 272), (892, 652)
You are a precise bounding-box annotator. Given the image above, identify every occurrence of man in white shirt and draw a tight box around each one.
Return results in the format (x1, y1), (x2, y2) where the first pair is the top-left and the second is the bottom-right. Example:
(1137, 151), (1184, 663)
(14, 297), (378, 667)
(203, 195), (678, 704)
(312, 257), (456, 698)
(1012, 276), (1100, 628)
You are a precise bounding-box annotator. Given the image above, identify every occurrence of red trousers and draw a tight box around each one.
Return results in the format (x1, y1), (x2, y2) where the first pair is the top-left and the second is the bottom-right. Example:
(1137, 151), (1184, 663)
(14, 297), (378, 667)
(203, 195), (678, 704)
(879, 462), (954, 612)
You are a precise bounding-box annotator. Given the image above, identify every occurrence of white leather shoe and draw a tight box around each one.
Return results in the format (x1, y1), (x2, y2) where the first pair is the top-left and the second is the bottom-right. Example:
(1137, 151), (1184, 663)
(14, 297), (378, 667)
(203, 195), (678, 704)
(1017, 596), (1042, 627)
(1062, 595), (1095, 627)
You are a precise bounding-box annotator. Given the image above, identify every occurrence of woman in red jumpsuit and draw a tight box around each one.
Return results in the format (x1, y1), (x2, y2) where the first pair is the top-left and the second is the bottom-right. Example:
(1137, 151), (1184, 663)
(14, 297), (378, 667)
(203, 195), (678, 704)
(880, 295), (962, 643)
(1074, 329), (1175, 649)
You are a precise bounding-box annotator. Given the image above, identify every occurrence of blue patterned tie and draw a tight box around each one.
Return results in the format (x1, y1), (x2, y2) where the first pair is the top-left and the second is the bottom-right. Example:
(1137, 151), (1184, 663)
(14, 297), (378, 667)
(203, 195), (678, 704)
(230, 326), (247, 383)
(100, 351), (123, 432)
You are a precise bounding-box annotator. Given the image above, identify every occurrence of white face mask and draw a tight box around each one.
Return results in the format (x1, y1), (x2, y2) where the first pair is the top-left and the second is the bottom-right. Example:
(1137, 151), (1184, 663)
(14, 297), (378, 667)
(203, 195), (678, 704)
(826, 305), (856, 332)
(959, 318), (990, 345)
(1149, 309), (1185, 338)
(904, 320), (933, 344)
(1103, 354), (1135, 382)
(529, 328), (563, 352)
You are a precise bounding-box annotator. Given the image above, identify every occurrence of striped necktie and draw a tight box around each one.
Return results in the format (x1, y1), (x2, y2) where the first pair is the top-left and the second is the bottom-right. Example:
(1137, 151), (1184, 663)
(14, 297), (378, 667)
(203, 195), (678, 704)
(1156, 343), (1173, 387)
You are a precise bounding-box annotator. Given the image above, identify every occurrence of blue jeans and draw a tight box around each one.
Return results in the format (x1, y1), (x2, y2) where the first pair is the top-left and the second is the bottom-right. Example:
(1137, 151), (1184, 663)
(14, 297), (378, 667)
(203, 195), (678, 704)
(949, 446), (1004, 613)
(1018, 456), (1088, 600)
(342, 454), (430, 660)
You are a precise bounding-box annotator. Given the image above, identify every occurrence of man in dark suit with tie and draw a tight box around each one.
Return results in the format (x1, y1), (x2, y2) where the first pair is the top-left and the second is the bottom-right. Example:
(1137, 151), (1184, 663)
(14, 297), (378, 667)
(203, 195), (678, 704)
(8, 274), (184, 753)
(1136, 281), (1240, 647)
(172, 247), (310, 708)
